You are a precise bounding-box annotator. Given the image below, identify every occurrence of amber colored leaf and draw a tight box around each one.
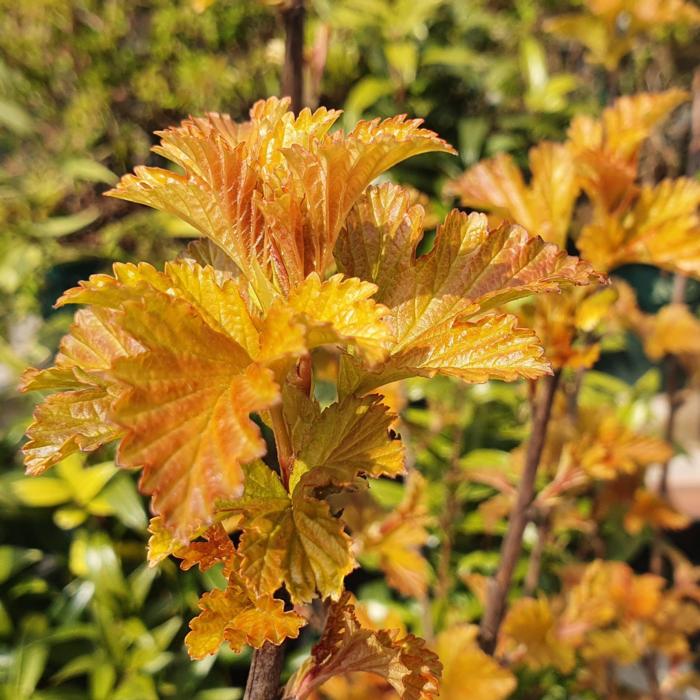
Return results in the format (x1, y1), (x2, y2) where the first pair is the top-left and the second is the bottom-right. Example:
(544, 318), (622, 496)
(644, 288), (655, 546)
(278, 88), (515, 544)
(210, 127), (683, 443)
(436, 625), (515, 700)
(22, 386), (123, 478)
(501, 597), (576, 673)
(573, 410), (672, 480)
(624, 489), (691, 535)
(107, 99), (454, 300)
(289, 393), (405, 492)
(568, 90), (688, 166)
(283, 592), (441, 700)
(445, 141), (579, 247)
(112, 300), (278, 541)
(567, 90), (688, 215)
(337, 185), (601, 391)
(642, 304), (700, 360)
(560, 560), (664, 637)
(285, 273), (393, 365)
(577, 178), (700, 275)
(235, 462), (354, 604)
(57, 261), (263, 358)
(185, 571), (305, 659)
(20, 306), (141, 475)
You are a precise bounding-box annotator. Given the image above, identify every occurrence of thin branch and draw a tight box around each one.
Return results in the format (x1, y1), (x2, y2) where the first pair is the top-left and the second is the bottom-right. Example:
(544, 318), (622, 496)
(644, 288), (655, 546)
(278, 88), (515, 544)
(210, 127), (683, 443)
(436, 427), (464, 607)
(244, 641), (287, 700)
(479, 370), (561, 655)
(281, 0), (305, 113)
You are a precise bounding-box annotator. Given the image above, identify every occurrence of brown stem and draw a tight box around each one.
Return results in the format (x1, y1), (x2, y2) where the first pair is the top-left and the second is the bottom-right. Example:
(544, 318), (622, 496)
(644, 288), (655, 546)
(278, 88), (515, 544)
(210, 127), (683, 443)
(281, 0), (305, 113)
(244, 641), (286, 700)
(641, 653), (663, 700)
(436, 428), (463, 606)
(479, 370), (561, 654)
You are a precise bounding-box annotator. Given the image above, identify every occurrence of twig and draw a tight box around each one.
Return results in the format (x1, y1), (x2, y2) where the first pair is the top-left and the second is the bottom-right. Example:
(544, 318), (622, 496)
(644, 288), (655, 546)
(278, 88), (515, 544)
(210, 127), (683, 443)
(281, 0), (305, 113)
(245, 395), (297, 700)
(244, 641), (287, 700)
(641, 652), (663, 700)
(436, 427), (464, 607)
(479, 370), (562, 654)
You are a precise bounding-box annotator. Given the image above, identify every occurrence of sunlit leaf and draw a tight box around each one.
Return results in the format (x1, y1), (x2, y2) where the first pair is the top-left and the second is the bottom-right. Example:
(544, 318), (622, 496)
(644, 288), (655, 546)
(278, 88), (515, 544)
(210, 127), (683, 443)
(283, 592), (441, 700)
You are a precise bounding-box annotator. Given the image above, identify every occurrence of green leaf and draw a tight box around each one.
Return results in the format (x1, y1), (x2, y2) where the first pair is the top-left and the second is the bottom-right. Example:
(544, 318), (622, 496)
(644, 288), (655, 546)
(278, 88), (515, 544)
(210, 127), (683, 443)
(99, 474), (147, 531)
(32, 207), (100, 238)
(0, 98), (33, 134)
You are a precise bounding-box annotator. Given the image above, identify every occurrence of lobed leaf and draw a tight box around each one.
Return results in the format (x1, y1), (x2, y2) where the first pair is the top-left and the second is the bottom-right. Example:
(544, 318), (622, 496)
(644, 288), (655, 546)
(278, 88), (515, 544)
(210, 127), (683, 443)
(186, 571), (305, 659)
(235, 462), (355, 604)
(283, 592), (441, 700)
(445, 141), (579, 247)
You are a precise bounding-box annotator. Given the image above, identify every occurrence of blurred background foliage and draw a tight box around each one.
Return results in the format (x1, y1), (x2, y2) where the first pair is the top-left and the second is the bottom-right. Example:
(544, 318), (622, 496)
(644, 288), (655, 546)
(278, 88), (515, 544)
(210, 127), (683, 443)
(1, 0), (700, 698)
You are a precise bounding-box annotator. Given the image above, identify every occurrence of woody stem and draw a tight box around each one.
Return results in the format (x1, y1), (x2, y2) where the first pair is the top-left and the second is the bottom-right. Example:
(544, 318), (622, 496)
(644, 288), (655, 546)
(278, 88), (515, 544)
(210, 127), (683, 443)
(244, 641), (286, 700)
(479, 370), (561, 655)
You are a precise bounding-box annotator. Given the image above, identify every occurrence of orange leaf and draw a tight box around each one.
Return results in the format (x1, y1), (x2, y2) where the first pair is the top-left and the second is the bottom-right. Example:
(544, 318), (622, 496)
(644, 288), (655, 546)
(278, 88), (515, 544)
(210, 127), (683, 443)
(185, 571), (305, 659)
(337, 185), (602, 391)
(624, 489), (691, 535)
(445, 142), (578, 247)
(436, 625), (516, 700)
(284, 592), (441, 700)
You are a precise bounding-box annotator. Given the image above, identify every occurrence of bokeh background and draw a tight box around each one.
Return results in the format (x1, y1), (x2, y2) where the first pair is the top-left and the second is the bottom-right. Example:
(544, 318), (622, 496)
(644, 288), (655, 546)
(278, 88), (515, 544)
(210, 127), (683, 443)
(2, 1), (700, 698)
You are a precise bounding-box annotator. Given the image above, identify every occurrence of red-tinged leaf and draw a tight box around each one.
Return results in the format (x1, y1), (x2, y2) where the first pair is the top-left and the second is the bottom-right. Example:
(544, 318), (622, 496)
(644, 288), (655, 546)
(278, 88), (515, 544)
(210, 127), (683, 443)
(175, 522), (236, 576)
(337, 185), (602, 391)
(186, 571), (305, 659)
(283, 592), (441, 700)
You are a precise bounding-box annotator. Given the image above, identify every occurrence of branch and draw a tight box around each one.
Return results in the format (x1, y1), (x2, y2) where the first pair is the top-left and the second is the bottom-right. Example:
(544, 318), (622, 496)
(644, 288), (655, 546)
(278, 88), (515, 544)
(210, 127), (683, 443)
(244, 641), (287, 700)
(479, 370), (561, 654)
(281, 0), (305, 114)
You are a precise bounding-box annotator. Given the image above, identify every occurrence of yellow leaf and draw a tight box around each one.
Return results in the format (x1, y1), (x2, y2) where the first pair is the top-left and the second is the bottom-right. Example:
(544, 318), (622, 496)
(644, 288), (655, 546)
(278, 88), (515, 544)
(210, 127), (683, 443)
(12, 476), (73, 507)
(578, 178), (700, 275)
(445, 141), (579, 247)
(642, 304), (700, 360)
(624, 489), (691, 534)
(337, 185), (601, 391)
(436, 625), (516, 700)
(285, 273), (392, 365)
(501, 597), (576, 673)
(289, 393), (405, 492)
(283, 592), (441, 700)
(235, 462), (355, 604)
(185, 571), (305, 659)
